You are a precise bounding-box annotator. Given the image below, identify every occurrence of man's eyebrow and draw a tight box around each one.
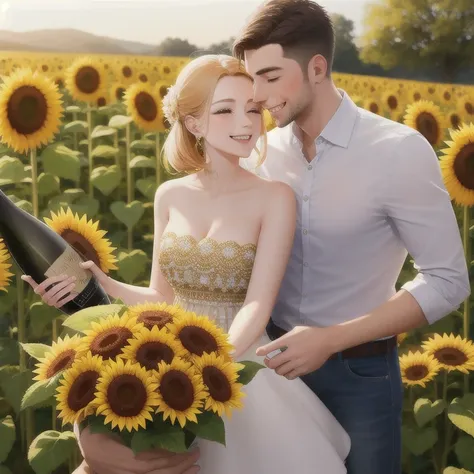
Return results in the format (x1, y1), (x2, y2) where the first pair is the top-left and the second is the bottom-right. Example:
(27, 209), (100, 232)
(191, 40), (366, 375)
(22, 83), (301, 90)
(255, 66), (283, 76)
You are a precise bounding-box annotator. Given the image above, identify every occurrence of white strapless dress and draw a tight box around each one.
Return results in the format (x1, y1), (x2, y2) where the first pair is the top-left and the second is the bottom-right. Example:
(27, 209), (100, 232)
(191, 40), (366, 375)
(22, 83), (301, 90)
(158, 232), (351, 474)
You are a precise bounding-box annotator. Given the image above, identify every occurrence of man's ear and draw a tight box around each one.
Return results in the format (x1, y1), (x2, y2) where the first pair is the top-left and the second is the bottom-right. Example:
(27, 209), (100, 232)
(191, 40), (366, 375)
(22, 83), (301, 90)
(307, 54), (327, 84)
(184, 115), (201, 136)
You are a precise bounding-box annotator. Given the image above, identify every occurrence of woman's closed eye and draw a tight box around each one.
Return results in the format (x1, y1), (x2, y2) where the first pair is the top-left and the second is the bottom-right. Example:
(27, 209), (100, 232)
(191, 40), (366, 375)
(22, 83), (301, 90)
(213, 108), (261, 114)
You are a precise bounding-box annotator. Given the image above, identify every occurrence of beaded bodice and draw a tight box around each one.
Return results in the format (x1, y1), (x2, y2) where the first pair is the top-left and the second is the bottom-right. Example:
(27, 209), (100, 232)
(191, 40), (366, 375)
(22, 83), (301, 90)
(158, 232), (257, 307)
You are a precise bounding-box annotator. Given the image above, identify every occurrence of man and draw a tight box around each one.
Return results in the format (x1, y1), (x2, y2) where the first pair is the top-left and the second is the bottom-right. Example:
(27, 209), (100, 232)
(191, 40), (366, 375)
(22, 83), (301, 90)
(233, 0), (470, 473)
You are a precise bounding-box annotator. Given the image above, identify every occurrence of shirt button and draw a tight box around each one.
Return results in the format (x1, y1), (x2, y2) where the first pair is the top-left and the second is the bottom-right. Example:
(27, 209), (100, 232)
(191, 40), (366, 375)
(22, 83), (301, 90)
(303, 229), (308, 235)
(303, 195), (309, 201)
(303, 262), (309, 267)
(308, 165), (312, 170)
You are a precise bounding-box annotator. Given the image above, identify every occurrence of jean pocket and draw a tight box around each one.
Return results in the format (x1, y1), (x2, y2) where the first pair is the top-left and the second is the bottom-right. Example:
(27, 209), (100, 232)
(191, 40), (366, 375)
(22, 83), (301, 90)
(343, 355), (389, 381)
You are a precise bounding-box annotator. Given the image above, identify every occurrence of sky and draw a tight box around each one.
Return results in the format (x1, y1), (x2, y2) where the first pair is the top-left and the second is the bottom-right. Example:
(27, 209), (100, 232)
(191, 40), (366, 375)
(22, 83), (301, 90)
(0, 0), (369, 48)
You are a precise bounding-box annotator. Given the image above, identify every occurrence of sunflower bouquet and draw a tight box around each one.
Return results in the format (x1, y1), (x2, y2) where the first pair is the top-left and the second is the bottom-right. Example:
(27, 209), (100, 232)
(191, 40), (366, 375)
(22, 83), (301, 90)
(20, 300), (264, 454)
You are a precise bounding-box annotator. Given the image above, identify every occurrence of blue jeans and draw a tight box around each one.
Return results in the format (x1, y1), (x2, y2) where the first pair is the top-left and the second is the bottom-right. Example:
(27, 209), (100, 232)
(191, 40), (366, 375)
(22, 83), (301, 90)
(266, 319), (404, 474)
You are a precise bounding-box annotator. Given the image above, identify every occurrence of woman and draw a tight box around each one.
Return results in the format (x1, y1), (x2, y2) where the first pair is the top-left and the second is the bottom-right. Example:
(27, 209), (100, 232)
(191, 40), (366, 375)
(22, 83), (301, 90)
(22, 55), (350, 474)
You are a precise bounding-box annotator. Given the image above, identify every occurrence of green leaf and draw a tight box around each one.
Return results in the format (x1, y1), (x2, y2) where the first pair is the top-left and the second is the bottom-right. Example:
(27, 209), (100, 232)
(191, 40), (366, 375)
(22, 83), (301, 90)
(0, 338), (19, 366)
(130, 155), (156, 169)
(116, 250), (148, 284)
(62, 303), (126, 333)
(131, 424), (187, 454)
(0, 370), (32, 415)
(87, 416), (117, 435)
(136, 178), (158, 201)
(401, 425), (437, 455)
(0, 366), (19, 387)
(66, 105), (82, 114)
(131, 139), (155, 151)
(108, 115), (133, 129)
(448, 394), (474, 437)
(41, 143), (81, 181)
(19, 342), (51, 361)
(37, 172), (60, 197)
(455, 435), (474, 471)
(0, 416), (16, 462)
(110, 200), (145, 230)
(69, 196), (100, 218)
(63, 121), (88, 134)
(414, 398), (446, 427)
(28, 430), (77, 474)
(91, 145), (119, 158)
(21, 372), (63, 411)
(28, 302), (61, 339)
(236, 360), (266, 385)
(0, 156), (28, 185)
(91, 125), (116, 139)
(90, 165), (121, 195)
(186, 410), (225, 445)
(0, 466), (12, 474)
(444, 467), (474, 474)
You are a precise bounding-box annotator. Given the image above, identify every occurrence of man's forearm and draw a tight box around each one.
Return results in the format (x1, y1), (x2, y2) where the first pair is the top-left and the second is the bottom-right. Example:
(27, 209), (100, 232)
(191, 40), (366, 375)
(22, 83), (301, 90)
(328, 290), (427, 353)
(104, 277), (165, 306)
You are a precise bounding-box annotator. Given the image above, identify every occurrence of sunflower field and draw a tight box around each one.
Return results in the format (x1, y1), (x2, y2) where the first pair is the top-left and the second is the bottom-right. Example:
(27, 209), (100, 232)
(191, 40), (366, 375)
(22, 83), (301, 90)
(0, 49), (473, 474)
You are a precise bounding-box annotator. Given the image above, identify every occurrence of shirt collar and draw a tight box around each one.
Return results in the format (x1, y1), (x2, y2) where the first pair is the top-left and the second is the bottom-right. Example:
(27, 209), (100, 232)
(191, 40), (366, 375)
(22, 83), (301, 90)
(289, 89), (359, 149)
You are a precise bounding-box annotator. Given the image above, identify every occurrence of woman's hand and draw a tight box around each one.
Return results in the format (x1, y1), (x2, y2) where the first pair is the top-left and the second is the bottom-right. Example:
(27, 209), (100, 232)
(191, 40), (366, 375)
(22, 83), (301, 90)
(21, 260), (109, 308)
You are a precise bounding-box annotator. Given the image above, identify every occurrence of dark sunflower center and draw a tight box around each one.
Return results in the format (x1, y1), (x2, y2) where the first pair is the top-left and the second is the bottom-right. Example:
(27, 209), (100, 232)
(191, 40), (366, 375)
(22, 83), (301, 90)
(67, 370), (100, 411)
(97, 97), (106, 107)
(75, 66), (100, 94)
(450, 114), (461, 129)
(404, 364), (429, 381)
(414, 92), (421, 101)
(159, 85), (168, 99)
(159, 370), (194, 411)
(163, 67), (171, 75)
(134, 92), (157, 122)
(415, 112), (439, 146)
(369, 102), (379, 114)
(139, 74), (148, 83)
(202, 366), (232, 402)
(434, 347), (468, 366)
(444, 91), (451, 101)
(115, 87), (125, 100)
(42, 65), (48, 72)
(107, 374), (147, 417)
(46, 349), (76, 378)
(178, 326), (218, 356)
(90, 327), (132, 360)
(55, 79), (64, 88)
(138, 310), (173, 330)
(7, 85), (48, 135)
(428, 87), (435, 94)
(122, 66), (132, 78)
(452, 143), (474, 191)
(61, 229), (101, 267)
(465, 102), (473, 115)
(136, 342), (174, 370)
(387, 96), (398, 110)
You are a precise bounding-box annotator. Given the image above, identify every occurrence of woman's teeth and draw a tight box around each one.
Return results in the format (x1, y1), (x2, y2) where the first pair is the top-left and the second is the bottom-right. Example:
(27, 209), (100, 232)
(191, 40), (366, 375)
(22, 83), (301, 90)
(231, 135), (251, 141)
(269, 102), (285, 113)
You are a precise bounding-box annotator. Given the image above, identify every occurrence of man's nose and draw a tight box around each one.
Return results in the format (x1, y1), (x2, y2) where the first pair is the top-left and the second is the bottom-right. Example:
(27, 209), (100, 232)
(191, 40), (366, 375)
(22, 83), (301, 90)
(253, 83), (267, 104)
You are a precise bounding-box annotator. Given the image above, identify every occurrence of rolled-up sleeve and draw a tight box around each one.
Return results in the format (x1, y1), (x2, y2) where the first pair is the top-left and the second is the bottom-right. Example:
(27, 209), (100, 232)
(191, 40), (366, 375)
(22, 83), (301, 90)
(383, 132), (470, 324)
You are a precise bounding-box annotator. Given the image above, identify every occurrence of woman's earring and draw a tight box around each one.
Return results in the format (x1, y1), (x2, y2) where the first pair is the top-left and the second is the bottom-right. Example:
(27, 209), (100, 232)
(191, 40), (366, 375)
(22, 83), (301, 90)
(195, 135), (204, 155)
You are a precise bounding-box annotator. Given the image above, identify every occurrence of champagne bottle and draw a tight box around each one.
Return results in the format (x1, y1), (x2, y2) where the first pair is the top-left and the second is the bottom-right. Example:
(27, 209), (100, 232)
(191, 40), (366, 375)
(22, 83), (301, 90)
(0, 189), (111, 314)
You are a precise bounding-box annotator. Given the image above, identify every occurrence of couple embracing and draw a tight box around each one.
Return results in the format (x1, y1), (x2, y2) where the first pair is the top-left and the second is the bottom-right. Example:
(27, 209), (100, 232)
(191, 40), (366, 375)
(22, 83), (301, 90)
(24, 0), (470, 473)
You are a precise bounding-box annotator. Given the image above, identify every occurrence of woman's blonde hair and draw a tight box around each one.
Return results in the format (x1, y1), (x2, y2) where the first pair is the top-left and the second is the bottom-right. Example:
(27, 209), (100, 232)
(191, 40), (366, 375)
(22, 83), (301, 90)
(161, 54), (267, 175)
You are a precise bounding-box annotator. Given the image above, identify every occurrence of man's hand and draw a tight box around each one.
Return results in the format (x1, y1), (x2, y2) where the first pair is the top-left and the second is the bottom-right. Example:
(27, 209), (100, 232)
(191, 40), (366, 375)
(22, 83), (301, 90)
(79, 426), (200, 474)
(256, 326), (335, 379)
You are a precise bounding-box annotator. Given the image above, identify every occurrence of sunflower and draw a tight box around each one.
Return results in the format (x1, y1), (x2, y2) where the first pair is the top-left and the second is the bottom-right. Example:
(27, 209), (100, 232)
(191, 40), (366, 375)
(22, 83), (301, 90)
(121, 325), (187, 371)
(123, 83), (164, 132)
(399, 350), (440, 387)
(440, 123), (474, 206)
(56, 352), (103, 425)
(94, 358), (159, 431)
(382, 90), (403, 118)
(364, 98), (381, 115)
(33, 334), (85, 381)
(458, 96), (474, 118)
(154, 358), (207, 427)
(0, 68), (63, 153)
(168, 311), (234, 359)
(403, 100), (446, 147)
(65, 57), (106, 104)
(422, 333), (474, 373)
(0, 239), (13, 292)
(126, 302), (186, 330)
(192, 352), (245, 418)
(79, 312), (143, 361)
(110, 83), (126, 103)
(397, 332), (408, 345)
(448, 111), (462, 131)
(44, 207), (118, 273)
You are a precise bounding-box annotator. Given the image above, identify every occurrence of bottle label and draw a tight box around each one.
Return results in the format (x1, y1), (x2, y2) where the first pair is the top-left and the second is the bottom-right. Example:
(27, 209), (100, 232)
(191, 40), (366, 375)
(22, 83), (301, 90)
(45, 246), (90, 295)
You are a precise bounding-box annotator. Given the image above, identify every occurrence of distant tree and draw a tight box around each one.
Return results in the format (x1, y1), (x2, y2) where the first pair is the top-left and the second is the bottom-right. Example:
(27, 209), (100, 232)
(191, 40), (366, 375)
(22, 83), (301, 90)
(331, 14), (362, 73)
(207, 37), (235, 56)
(154, 37), (199, 57)
(359, 0), (474, 82)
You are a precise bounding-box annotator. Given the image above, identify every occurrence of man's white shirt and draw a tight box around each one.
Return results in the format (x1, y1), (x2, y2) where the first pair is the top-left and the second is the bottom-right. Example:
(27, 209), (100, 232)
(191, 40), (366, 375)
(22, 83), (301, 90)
(240, 90), (470, 332)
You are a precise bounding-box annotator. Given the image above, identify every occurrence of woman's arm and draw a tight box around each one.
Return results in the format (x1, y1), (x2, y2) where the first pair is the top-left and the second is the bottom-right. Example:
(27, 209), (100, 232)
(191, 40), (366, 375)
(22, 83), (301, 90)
(227, 181), (296, 358)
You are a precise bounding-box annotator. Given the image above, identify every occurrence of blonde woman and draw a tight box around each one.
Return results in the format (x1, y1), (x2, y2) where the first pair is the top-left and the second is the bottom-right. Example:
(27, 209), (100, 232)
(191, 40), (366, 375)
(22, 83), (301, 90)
(23, 54), (350, 474)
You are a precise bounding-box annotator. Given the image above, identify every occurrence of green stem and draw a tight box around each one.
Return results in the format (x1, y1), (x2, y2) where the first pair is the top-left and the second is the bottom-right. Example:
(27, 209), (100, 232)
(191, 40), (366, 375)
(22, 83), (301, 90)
(126, 124), (132, 251)
(72, 112), (78, 151)
(30, 148), (38, 218)
(440, 370), (451, 470)
(155, 132), (162, 186)
(87, 108), (93, 197)
(462, 205), (471, 394)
